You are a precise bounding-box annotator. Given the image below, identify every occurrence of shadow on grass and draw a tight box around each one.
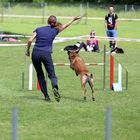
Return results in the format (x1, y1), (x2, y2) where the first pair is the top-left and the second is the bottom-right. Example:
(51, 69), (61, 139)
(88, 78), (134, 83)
(20, 95), (43, 101)
(61, 95), (84, 103)
(18, 89), (91, 102)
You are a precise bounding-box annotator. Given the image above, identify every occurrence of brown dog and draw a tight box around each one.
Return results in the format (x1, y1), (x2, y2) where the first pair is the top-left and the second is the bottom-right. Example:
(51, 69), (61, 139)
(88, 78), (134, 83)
(68, 51), (95, 101)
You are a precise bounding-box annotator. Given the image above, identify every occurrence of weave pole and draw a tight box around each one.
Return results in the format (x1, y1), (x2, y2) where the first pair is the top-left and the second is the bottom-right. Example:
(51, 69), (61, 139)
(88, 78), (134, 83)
(110, 55), (114, 90)
(105, 107), (112, 140)
(12, 108), (18, 140)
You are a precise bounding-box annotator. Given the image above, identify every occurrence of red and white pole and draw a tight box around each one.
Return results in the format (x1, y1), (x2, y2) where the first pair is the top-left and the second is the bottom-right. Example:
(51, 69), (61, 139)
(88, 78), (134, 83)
(110, 54), (114, 90)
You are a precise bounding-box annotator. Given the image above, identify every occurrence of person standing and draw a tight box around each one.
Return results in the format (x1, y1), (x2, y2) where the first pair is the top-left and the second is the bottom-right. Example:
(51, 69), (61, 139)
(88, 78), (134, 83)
(26, 15), (81, 102)
(105, 5), (118, 52)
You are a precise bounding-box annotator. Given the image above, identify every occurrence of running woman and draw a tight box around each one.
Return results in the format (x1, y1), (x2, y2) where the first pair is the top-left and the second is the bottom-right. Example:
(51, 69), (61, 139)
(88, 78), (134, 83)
(26, 15), (81, 102)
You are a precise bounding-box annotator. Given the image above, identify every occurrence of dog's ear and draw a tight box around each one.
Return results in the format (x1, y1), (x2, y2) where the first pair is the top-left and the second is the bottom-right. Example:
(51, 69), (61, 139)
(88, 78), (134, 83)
(64, 45), (75, 51)
(68, 51), (70, 55)
(64, 45), (72, 51)
(75, 50), (79, 54)
(64, 45), (78, 51)
(64, 46), (69, 51)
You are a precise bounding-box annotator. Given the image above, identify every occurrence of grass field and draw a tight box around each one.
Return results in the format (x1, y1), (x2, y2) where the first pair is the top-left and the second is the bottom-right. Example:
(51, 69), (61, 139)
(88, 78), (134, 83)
(1, 3), (140, 18)
(0, 9), (140, 140)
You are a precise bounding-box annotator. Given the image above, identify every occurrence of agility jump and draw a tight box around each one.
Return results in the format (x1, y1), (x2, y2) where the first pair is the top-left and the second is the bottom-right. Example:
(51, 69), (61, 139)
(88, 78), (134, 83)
(2, 35), (129, 92)
(28, 62), (105, 91)
(21, 44), (128, 92)
(110, 54), (128, 91)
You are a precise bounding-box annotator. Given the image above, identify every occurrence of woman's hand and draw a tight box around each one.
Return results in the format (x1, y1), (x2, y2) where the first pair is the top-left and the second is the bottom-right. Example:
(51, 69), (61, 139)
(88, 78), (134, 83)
(25, 32), (36, 57)
(25, 49), (30, 56)
(73, 16), (82, 21)
(59, 16), (81, 32)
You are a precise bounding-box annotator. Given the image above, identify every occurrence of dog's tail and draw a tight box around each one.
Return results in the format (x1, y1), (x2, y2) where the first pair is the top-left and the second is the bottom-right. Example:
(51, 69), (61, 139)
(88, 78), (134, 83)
(85, 73), (93, 78)
(84, 73), (94, 89)
(85, 73), (93, 83)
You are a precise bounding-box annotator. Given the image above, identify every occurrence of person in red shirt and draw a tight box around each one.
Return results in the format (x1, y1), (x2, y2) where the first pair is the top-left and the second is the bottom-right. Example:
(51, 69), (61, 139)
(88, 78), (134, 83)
(64, 30), (100, 53)
(86, 30), (100, 53)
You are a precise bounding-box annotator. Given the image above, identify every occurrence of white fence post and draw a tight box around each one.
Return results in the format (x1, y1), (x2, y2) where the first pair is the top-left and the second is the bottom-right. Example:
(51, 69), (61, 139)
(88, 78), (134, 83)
(118, 63), (122, 86)
(29, 63), (33, 90)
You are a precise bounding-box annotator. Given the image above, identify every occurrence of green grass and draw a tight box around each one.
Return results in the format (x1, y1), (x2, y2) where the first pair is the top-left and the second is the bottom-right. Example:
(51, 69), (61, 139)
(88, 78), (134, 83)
(1, 19), (140, 38)
(2, 3), (140, 18)
(0, 13), (140, 140)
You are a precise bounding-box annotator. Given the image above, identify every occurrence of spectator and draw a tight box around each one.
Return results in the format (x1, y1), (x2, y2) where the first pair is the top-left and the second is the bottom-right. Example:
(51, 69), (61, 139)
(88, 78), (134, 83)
(64, 30), (100, 53)
(75, 30), (100, 53)
(86, 30), (100, 53)
(105, 5), (118, 52)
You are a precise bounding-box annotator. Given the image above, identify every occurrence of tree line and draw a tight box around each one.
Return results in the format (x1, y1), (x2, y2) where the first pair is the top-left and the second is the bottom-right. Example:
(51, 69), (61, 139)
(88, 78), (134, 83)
(0, 0), (139, 5)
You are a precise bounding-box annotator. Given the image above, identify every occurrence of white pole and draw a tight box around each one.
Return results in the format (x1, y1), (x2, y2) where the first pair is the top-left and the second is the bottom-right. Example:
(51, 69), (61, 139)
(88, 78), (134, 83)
(29, 63), (33, 90)
(118, 63), (122, 86)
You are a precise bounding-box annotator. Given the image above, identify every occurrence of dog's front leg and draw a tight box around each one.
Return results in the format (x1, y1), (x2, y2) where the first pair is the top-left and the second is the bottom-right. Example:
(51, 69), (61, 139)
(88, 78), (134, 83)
(70, 63), (74, 70)
(70, 59), (75, 69)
